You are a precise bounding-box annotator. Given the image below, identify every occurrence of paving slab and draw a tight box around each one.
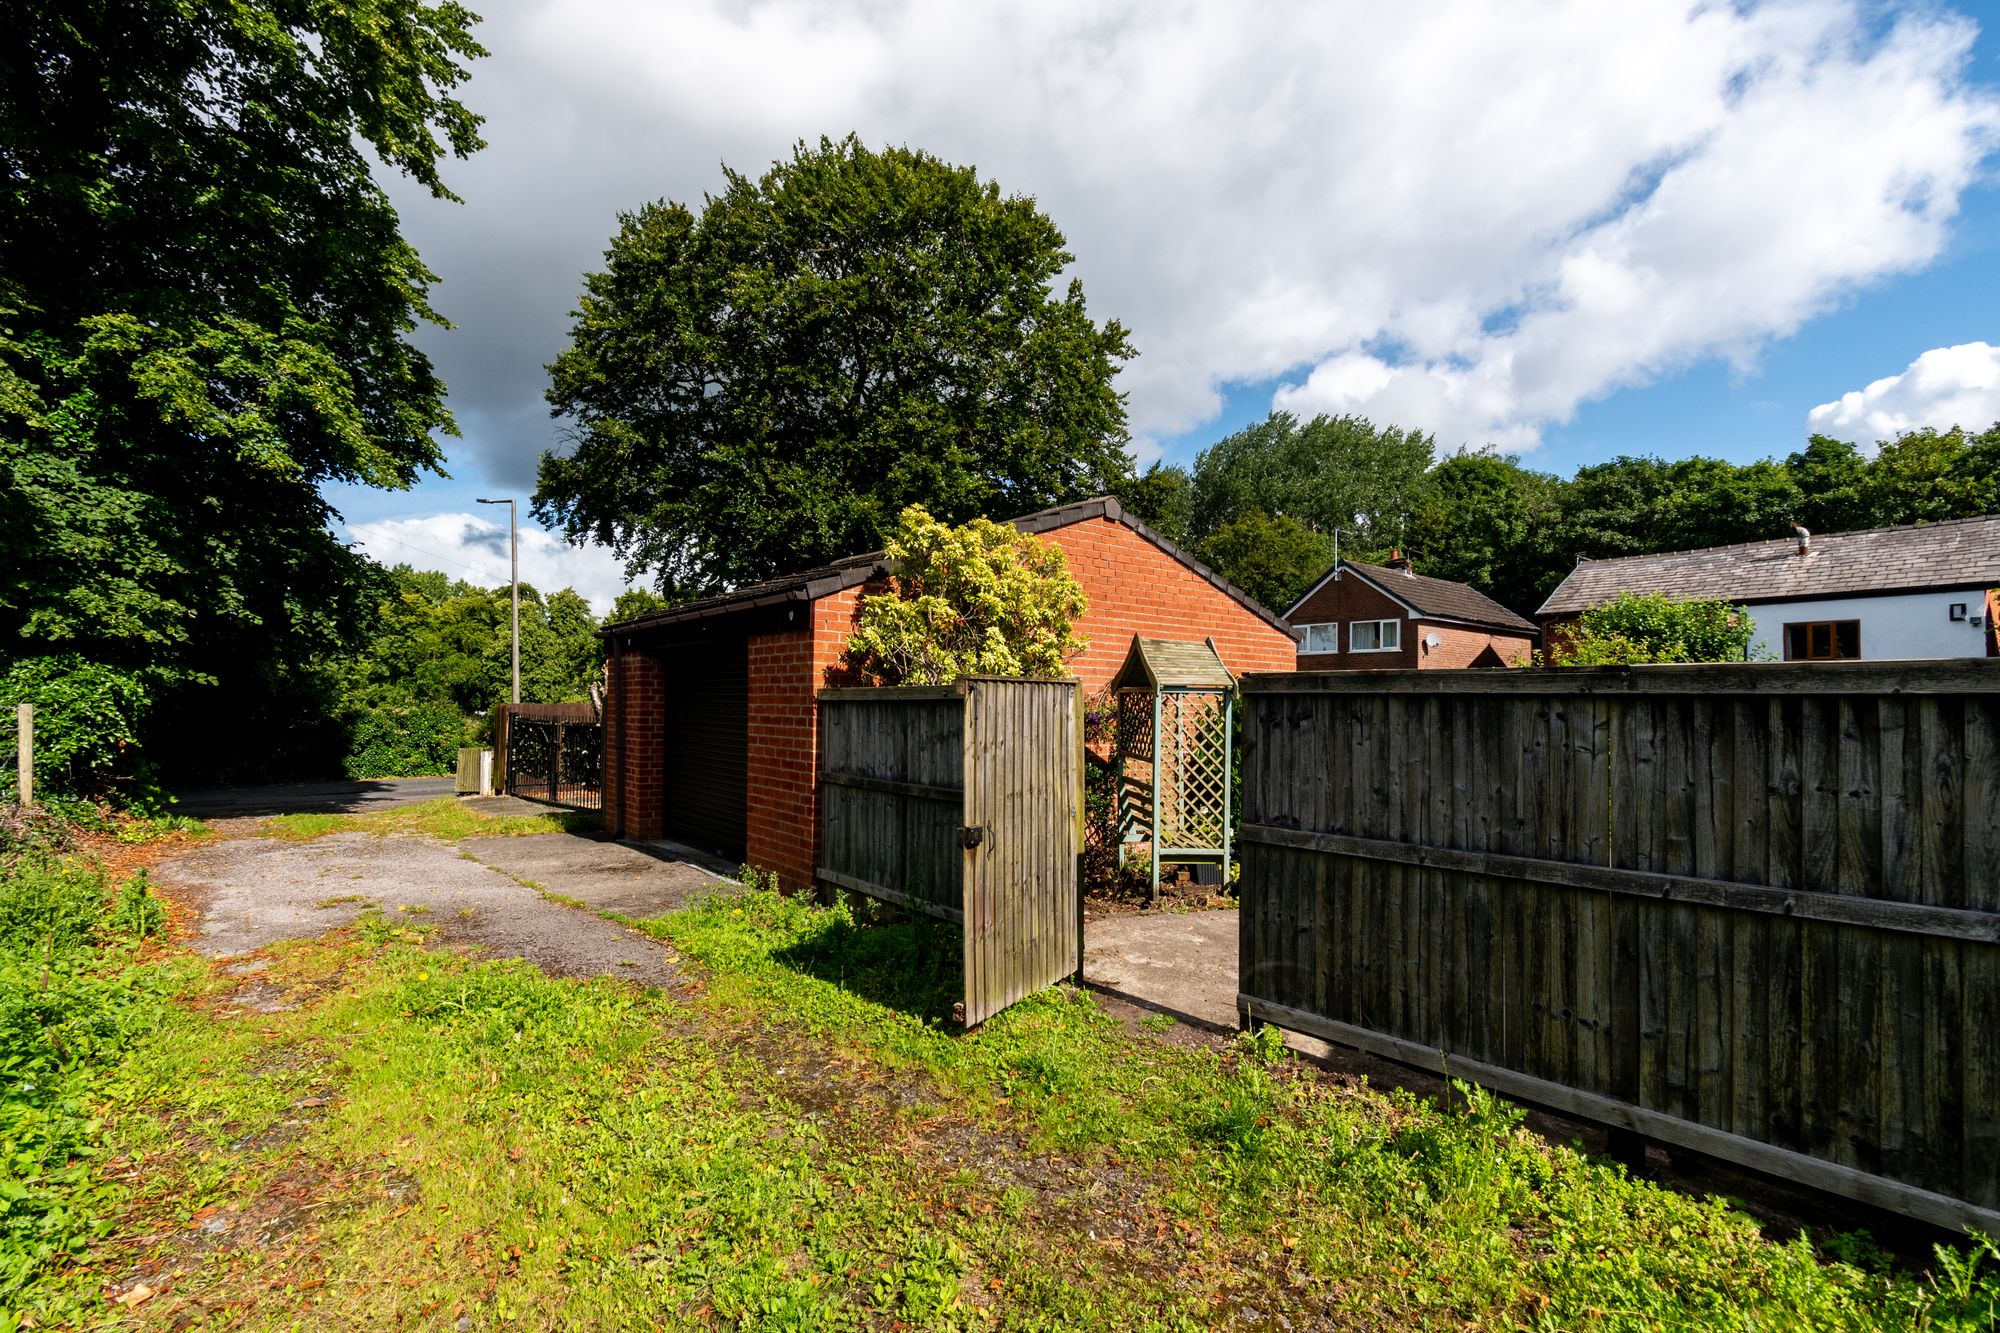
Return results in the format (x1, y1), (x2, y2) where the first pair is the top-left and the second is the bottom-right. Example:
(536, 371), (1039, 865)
(460, 834), (727, 918)
(153, 831), (694, 987)
(1083, 908), (1332, 1057)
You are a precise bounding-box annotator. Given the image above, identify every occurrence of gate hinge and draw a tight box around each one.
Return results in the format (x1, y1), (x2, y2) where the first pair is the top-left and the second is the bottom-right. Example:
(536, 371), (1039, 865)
(958, 824), (985, 850)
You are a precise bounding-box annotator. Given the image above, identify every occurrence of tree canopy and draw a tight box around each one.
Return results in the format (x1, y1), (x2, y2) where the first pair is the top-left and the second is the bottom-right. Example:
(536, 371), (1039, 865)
(537, 135), (1137, 593)
(1158, 415), (1999, 617)
(1188, 411), (1433, 554)
(0, 0), (486, 781)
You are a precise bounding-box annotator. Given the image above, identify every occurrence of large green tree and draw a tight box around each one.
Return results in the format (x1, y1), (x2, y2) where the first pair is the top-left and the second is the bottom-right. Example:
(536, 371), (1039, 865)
(537, 135), (1137, 591)
(1405, 450), (1563, 615)
(0, 0), (484, 779)
(1187, 411), (1433, 553)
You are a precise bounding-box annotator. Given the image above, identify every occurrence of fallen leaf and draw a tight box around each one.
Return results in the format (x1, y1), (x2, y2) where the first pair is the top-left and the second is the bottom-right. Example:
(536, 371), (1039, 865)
(115, 1285), (155, 1308)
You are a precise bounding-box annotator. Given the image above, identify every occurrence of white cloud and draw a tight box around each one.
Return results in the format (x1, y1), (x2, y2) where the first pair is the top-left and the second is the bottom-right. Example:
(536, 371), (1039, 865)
(1805, 341), (2000, 447)
(345, 514), (637, 616)
(392, 0), (2000, 478)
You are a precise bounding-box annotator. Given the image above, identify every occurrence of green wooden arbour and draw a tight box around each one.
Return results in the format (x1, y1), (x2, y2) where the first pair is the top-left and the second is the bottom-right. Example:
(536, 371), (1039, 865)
(1108, 635), (1235, 903)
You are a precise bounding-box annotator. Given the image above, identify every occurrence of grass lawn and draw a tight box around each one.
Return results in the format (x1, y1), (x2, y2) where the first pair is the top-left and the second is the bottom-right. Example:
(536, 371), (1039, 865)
(8, 858), (2000, 1329)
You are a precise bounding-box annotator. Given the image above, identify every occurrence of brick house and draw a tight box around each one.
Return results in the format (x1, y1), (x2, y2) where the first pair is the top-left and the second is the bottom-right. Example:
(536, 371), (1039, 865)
(598, 496), (1297, 890)
(1284, 556), (1538, 669)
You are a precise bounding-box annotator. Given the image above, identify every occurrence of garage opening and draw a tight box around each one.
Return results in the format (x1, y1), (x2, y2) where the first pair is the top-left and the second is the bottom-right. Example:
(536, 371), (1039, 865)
(660, 638), (749, 860)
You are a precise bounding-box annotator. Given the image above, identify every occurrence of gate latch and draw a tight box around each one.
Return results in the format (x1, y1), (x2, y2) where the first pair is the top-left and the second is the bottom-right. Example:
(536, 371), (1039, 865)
(958, 824), (986, 850)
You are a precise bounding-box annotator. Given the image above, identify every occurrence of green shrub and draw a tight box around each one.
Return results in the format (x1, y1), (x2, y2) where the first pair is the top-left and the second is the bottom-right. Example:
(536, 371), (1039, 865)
(845, 505), (1088, 685)
(0, 854), (170, 1305)
(0, 655), (153, 801)
(342, 692), (466, 778)
(1545, 591), (1755, 665)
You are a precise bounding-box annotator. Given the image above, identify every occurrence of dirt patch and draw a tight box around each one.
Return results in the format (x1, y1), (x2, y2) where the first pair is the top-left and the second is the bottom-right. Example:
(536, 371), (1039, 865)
(714, 1016), (1369, 1329)
(1084, 873), (1235, 922)
(97, 1156), (422, 1325)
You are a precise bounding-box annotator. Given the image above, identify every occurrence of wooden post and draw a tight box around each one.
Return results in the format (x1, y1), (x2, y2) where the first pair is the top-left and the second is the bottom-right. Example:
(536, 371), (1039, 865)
(15, 703), (30, 807)
(1222, 691), (1234, 884)
(550, 721), (562, 804)
(1150, 690), (1163, 905)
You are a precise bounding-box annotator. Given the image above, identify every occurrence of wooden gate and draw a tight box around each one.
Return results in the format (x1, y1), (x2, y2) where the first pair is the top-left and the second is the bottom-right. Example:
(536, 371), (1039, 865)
(818, 678), (1082, 1026)
(1236, 661), (2000, 1233)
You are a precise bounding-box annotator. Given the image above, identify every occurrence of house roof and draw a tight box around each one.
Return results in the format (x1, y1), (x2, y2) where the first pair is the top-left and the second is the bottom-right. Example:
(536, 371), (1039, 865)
(1536, 513), (2000, 618)
(602, 496), (1293, 637)
(1283, 559), (1538, 634)
(1107, 636), (1235, 692)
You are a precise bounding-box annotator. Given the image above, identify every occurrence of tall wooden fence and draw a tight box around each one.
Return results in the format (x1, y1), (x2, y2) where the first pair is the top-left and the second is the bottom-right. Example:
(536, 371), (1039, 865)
(1237, 660), (2000, 1233)
(818, 678), (1082, 1026)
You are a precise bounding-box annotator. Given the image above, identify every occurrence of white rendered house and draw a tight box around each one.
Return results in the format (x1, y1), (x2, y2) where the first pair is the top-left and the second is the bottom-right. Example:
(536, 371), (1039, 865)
(1536, 514), (2000, 662)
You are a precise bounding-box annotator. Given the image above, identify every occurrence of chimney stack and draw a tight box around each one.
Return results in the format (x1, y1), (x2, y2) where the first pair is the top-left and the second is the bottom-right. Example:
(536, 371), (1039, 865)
(1388, 549), (1414, 577)
(1792, 524), (1811, 556)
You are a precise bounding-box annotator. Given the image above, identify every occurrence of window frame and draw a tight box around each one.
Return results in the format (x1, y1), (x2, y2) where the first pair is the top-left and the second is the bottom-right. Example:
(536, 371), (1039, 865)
(1348, 618), (1403, 653)
(1782, 619), (1861, 662)
(1297, 622), (1340, 655)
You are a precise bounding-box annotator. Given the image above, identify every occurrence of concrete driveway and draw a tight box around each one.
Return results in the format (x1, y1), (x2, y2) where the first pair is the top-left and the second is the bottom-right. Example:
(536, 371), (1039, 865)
(171, 777), (458, 818)
(153, 828), (727, 986)
(1084, 909), (1337, 1059)
(1083, 910), (1244, 1032)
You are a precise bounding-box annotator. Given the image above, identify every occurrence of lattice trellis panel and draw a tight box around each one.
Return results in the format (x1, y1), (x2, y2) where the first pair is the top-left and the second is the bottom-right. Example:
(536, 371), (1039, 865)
(1156, 691), (1229, 847)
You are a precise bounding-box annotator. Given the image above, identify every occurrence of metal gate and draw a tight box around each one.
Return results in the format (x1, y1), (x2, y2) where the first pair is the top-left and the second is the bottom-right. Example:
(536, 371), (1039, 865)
(502, 704), (603, 811)
(817, 678), (1082, 1026)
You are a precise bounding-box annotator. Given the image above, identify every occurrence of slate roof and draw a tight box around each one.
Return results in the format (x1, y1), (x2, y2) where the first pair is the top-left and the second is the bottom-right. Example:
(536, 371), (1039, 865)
(603, 496), (1292, 637)
(1107, 636), (1235, 692)
(1536, 514), (2000, 618)
(1284, 559), (1538, 634)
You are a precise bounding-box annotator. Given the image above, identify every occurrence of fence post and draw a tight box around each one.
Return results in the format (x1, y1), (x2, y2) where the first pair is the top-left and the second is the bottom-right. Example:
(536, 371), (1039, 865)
(15, 703), (30, 807)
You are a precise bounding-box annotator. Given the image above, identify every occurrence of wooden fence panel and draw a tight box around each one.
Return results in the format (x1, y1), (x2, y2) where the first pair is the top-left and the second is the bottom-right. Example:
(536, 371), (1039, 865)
(818, 690), (965, 922)
(1237, 661), (2000, 1234)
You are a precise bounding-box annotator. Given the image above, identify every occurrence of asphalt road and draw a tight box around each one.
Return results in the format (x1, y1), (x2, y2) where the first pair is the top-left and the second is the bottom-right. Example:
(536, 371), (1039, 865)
(170, 775), (458, 818)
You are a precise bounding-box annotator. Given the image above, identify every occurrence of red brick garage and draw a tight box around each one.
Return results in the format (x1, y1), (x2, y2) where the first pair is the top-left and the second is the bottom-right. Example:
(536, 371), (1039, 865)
(599, 497), (1298, 890)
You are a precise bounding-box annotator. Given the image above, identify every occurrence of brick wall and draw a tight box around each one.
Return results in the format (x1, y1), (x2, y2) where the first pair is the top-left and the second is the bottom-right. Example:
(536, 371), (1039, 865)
(1038, 516), (1298, 689)
(606, 647), (666, 839)
(1411, 625), (1536, 668)
(745, 626), (817, 891)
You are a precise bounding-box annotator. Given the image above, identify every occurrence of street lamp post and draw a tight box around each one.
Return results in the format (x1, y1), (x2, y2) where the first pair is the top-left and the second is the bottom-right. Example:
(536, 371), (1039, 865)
(476, 497), (519, 703)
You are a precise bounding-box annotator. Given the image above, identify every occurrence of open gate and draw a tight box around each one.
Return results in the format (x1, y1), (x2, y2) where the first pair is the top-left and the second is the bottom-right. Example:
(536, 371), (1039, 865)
(817, 678), (1082, 1026)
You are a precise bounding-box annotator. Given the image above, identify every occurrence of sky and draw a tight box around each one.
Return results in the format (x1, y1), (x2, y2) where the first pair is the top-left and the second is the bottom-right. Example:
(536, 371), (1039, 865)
(328, 0), (2000, 612)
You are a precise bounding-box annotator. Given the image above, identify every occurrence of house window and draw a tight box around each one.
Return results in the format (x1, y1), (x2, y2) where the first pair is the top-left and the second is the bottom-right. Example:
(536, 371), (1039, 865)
(1299, 623), (1339, 655)
(1349, 619), (1402, 652)
(1783, 620), (1860, 661)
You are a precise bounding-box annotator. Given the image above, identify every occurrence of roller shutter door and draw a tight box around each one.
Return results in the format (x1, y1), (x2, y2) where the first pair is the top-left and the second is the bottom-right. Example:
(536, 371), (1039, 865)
(660, 638), (748, 858)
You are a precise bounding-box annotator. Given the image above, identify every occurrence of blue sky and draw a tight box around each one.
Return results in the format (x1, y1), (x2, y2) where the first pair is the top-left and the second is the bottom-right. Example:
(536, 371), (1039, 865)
(329, 1), (2000, 606)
